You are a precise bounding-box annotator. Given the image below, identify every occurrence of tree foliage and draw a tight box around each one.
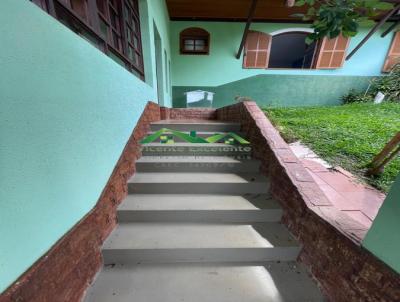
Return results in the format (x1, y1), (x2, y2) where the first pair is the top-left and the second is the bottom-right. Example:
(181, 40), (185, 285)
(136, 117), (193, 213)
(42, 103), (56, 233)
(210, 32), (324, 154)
(293, 0), (395, 43)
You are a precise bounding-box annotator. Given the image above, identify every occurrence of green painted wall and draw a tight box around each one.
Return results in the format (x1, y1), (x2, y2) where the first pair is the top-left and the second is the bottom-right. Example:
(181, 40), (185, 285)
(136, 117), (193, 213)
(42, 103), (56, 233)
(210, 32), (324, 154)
(140, 0), (172, 106)
(0, 0), (171, 293)
(363, 175), (400, 274)
(170, 21), (393, 107)
(173, 75), (374, 108)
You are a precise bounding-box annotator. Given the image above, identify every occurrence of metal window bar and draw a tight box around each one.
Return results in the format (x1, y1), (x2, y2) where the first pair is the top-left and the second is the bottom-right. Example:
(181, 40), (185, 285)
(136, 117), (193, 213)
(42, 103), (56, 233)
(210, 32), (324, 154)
(30, 0), (144, 78)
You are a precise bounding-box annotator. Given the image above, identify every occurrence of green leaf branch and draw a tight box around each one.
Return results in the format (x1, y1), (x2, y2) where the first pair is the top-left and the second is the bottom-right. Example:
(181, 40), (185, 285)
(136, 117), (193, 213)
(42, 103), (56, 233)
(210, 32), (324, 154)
(294, 0), (395, 42)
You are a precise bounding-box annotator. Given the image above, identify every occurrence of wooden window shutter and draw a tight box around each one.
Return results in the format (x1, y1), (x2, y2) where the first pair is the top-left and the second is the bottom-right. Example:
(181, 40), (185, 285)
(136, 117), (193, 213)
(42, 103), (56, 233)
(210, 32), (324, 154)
(243, 31), (271, 69)
(383, 32), (400, 72)
(315, 35), (350, 69)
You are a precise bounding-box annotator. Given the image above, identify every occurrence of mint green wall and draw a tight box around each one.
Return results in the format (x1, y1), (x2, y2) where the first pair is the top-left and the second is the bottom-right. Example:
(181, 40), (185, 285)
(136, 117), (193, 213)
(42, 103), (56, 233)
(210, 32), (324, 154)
(170, 21), (393, 107)
(172, 75), (374, 108)
(171, 21), (392, 86)
(0, 0), (171, 293)
(363, 175), (400, 274)
(140, 0), (172, 106)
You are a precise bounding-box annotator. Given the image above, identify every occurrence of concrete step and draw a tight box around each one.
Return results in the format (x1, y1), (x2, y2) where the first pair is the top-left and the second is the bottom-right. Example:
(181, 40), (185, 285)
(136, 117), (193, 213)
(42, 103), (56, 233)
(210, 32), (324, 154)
(118, 194), (282, 222)
(150, 120), (241, 132)
(136, 156), (260, 172)
(102, 222), (300, 264)
(128, 172), (269, 194)
(84, 262), (325, 302)
(145, 131), (247, 143)
(141, 143), (251, 156)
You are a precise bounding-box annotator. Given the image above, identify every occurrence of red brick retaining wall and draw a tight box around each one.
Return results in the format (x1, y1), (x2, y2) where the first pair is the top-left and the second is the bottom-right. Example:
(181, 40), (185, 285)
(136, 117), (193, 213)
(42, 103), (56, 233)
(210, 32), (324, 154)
(0, 102), (162, 302)
(216, 101), (400, 302)
(160, 107), (216, 120)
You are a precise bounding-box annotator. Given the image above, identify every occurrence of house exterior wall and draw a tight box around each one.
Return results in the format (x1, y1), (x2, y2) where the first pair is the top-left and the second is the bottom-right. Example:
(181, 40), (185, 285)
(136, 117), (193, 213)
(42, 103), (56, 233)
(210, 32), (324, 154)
(171, 21), (394, 108)
(363, 174), (400, 274)
(140, 0), (172, 106)
(0, 0), (170, 294)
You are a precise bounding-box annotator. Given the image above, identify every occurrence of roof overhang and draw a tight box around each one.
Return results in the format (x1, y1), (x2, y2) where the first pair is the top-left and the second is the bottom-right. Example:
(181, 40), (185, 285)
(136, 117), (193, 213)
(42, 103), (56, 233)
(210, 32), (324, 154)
(166, 0), (400, 23)
(166, 0), (400, 61)
(166, 0), (308, 23)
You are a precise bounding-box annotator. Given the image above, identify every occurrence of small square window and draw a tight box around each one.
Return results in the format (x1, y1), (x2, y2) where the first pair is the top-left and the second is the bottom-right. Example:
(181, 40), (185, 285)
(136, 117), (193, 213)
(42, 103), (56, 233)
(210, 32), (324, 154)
(180, 28), (210, 55)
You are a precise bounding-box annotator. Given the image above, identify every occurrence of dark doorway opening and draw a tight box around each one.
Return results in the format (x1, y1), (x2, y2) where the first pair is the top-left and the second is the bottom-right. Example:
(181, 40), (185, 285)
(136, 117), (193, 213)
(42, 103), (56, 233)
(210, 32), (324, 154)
(269, 32), (317, 69)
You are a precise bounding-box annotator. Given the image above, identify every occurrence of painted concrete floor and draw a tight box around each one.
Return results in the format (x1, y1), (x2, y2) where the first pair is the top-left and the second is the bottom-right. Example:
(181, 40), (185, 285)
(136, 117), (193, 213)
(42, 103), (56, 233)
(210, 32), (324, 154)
(85, 262), (326, 302)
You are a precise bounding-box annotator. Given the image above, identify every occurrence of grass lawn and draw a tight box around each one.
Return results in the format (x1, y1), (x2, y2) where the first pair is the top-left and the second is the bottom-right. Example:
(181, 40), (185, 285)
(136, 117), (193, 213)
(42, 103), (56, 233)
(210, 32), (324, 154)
(264, 103), (400, 192)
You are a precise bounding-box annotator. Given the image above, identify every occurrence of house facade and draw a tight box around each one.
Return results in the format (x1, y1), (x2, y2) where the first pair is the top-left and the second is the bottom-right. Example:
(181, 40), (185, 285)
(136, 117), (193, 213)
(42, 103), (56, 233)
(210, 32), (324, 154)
(1, 0), (400, 300)
(172, 22), (397, 107)
(25, 0), (400, 110)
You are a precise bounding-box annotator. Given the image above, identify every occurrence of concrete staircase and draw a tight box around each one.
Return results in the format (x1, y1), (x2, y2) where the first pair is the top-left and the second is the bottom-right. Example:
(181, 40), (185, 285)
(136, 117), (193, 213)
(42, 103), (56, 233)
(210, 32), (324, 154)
(84, 120), (325, 302)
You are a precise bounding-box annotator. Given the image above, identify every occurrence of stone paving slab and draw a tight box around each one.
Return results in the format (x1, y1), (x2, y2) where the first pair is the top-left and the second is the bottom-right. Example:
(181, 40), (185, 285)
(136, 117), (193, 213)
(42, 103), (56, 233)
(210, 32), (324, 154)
(289, 142), (386, 230)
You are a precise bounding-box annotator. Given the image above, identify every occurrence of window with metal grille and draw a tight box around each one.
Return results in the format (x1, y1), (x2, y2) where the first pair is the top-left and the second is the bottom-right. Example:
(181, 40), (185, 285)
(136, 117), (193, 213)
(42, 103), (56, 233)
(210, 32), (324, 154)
(30, 0), (144, 79)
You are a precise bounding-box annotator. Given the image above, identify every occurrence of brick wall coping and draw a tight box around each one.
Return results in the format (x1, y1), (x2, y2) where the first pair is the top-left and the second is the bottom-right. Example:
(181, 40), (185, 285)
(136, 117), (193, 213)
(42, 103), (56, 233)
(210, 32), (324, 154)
(216, 101), (367, 243)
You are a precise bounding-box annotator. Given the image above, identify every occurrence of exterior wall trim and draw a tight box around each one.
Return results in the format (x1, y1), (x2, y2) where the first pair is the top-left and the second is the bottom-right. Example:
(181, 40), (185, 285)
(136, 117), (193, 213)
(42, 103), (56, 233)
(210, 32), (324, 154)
(267, 27), (314, 36)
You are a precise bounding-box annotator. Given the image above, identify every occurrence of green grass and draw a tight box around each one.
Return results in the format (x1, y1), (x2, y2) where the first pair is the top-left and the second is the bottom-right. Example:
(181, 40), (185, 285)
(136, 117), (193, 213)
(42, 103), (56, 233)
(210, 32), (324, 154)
(264, 103), (400, 192)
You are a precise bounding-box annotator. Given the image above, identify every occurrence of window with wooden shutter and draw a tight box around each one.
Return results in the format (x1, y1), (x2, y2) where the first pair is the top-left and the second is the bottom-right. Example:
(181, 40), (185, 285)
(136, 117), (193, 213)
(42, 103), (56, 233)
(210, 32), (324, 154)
(383, 32), (400, 72)
(315, 35), (350, 69)
(243, 31), (271, 69)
